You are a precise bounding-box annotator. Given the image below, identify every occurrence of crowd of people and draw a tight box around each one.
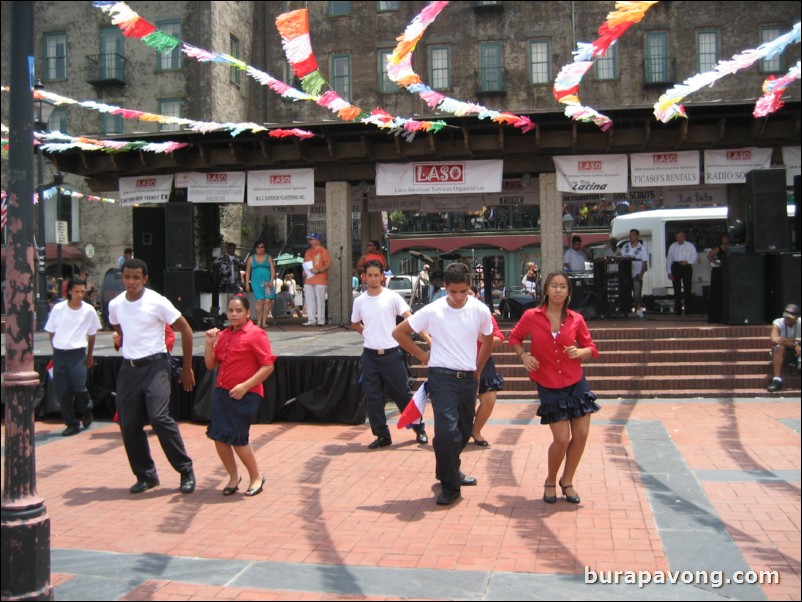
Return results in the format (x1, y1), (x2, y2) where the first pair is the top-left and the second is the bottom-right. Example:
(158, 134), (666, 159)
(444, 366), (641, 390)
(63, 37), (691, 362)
(40, 230), (797, 507)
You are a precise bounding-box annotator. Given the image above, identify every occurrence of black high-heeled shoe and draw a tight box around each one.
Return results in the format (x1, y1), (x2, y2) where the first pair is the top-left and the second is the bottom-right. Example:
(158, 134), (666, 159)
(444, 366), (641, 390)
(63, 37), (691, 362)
(222, 476), (241, 496)
(543, 482), (557, 504)
(559, 480), (580, 504)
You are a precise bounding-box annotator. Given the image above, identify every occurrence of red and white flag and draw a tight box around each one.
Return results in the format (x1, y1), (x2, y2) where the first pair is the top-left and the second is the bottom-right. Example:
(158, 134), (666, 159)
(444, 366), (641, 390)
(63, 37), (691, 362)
(46, 359), (54, 380)
(397, 381), (429, 429)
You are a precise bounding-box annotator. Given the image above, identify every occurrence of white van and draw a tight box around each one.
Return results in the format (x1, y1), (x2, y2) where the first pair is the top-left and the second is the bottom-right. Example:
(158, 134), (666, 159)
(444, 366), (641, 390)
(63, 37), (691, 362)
(610, 207), (729, 297)
(611, 205), (797, 297)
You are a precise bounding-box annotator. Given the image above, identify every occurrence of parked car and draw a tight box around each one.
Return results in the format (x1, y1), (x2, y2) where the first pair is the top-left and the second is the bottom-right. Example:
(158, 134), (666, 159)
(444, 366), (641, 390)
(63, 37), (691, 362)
(386, 275), (419, 304)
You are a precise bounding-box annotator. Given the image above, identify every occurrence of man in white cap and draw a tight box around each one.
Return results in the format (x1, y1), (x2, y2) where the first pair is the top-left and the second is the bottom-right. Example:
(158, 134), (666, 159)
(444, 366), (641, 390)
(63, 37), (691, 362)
(303, 233), (331, 326)
(767, 303), (801, 392)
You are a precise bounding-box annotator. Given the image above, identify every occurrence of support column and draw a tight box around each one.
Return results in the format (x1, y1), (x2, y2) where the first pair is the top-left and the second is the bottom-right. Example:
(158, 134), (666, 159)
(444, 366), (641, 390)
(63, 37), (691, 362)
(325, 181), (352, 326)
(539, 172), (563, 275)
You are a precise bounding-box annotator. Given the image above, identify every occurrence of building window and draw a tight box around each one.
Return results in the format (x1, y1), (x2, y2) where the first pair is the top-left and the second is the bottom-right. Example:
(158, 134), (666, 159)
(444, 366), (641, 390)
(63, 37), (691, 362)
(332, 54), (351, 101)
(158, 99), (182, 131)
(379, 50), (397, 93)
(760, 26), (782, 73)
(645, 31), (669, 83)
(330, 1), (350, 16)
(529, 40), (551, 84)
(696, 30), (719, 72)
(230, 35), (241, 86)
(48, 108), (68, 133)
(429, 46), (451, 90)
(595, 43), (617, 80)
(43, 32), (67, 81)
(480, 43), (504, 92)
(101, 113), (123, 135)
(99, 27), (124, 81)
(157, 20), (182, 71)
(377, 1), (399, 11)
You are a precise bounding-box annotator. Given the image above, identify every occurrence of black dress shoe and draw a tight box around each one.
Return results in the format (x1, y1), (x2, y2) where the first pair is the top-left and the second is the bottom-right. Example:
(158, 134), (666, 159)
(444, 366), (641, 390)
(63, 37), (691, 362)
(81, 409), (93, 428)
(414, 427), (428, 445)
(180, 470), (196, 494)
(244, 476), (265, 497)
(62, 424), (80, 437)
(459, 472), (478, 486)
(436, 489), (461, 505)
(368, 437), (392, 449)
(130, 478), (160, 494)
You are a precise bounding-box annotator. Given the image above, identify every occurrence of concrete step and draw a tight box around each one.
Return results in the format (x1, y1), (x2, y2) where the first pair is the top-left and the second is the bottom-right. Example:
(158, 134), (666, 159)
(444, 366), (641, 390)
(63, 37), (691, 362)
(487, 337), (768, 353)
(490, 387), (801, 400)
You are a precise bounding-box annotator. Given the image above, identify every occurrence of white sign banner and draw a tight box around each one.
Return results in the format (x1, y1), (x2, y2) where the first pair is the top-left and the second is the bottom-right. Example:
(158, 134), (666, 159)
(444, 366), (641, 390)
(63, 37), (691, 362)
(703, 148), (772, 184)
(782, 146), (801, 186)
(630, 151), (699, 187)
(662, 185), (727, 207)
(375, 160), (503, 196)
(187, 172), (246, 203)
(118, 174), (173, 206)
(554, 154), (629, 193)
(247, 168), (314, 206)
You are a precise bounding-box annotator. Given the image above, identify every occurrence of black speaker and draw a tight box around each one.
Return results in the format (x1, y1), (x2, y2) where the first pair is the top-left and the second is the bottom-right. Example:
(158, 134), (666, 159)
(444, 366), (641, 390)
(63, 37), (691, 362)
(507, 294), (537, 321)
(746, 169), (789, 253)
(164, 270), (197, 315)
(764, 253), (801, 323)
(165, 203), (195, 269)
(133, 207), (165, 294)
(794, 175), (801, 252)
(722, 253), (765, 324)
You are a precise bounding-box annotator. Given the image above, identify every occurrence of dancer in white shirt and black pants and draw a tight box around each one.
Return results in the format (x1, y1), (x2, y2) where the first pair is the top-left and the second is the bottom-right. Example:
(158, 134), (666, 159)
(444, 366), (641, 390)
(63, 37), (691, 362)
(352, 260), (428, 449)
(394, 262), (494, 506)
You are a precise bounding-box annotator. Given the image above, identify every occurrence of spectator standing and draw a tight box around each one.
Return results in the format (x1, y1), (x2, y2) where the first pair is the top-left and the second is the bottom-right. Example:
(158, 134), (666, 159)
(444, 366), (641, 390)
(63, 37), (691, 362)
(302, 233), (331, 326)
(117, 247), (133, 269)
(563, 236), (588, 272)
(706, 232), (730, 323)
(666, 230), (698, 315)
(617, 229), (648, 318)
(244, 240), (277, 328)
(214, 243), (246, 293)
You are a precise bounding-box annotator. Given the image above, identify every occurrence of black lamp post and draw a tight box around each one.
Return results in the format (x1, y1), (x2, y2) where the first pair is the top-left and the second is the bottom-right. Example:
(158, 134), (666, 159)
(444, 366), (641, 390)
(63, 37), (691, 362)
(2, 3), (53, 599)
(34, 79), (56, 330)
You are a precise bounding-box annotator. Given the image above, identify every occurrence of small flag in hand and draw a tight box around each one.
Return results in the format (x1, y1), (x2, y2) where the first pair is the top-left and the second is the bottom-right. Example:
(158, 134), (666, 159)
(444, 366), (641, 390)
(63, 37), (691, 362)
(46, 359), (54, 380)
(397, 380), (428, 429)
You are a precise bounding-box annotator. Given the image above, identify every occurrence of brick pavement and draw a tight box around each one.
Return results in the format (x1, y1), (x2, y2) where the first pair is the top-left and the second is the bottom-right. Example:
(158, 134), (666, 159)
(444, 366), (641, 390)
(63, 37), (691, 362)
(3, 395), (799, 601)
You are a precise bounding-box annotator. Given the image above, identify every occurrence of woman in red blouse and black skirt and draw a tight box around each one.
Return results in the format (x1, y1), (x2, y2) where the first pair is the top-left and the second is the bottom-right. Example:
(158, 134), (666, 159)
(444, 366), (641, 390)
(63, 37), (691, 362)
(509, 271), (600, 505)
(205, 295), (276, 497)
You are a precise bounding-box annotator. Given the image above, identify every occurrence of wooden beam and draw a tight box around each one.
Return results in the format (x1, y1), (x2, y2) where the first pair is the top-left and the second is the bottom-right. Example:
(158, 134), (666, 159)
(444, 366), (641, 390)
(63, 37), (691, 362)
(462, 128), (474, 157)
(498, 127), (505, 153)
(198, 144), (210, 164)
(571, 123), (577, 154)
(427, 132), (440, 159)
(258, 140), (273, 164)
(326, 136), (337, 158)
(229, 142), (248, 166)
(293, 137), (310, 162)
(642, 120), (651, 150)
(674, 119), (687, 150)
(360, 135), (374, 159)
(606, 124), (614, 151)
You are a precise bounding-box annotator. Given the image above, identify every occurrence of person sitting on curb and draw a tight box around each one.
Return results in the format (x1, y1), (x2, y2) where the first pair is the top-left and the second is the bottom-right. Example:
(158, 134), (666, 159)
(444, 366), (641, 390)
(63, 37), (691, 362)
(767, 303), (801, 393)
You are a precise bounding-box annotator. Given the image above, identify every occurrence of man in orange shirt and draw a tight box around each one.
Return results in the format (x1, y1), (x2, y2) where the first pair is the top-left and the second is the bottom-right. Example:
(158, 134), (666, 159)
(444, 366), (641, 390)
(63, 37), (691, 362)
(303, 233), (331, 326)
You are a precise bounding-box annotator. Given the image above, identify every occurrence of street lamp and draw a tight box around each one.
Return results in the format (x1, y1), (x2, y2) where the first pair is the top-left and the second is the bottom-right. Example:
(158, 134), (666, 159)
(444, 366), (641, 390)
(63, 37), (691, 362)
(562, 211), (575, 234)
(34, 79), (55, 330)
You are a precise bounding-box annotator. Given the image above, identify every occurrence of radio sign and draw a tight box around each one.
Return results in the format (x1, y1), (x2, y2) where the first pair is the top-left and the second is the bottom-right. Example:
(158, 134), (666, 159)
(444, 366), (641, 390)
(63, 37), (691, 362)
(578, 161), (602, 171)
(414, 163), (465, 184)
(270, 175), (291, 184)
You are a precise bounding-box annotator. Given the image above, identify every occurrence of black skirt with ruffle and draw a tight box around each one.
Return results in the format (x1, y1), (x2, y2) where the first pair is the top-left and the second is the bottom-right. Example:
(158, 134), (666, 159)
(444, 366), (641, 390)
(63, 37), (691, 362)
(206, 388), (261, 446)
(535, 376), (600, 425)
(478, 356), (505, 394)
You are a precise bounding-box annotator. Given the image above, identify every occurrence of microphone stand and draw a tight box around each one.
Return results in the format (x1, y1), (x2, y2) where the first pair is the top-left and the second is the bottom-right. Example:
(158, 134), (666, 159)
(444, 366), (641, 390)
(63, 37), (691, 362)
(323, 244), (350, 331)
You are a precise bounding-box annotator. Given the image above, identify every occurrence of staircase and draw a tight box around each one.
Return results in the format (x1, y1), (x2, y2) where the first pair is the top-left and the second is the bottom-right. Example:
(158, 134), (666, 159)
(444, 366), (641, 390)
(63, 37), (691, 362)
(411, 320), (801, 398)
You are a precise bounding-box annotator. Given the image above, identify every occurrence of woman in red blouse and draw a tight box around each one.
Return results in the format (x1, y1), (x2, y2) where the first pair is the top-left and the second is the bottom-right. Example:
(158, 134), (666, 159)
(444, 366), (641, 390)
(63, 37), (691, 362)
(509, 271), (600, 505)
(205, 295), (276, 497)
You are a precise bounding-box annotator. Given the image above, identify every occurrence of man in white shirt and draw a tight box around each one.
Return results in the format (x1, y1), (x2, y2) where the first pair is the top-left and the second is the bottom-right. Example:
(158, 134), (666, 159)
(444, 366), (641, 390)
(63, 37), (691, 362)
(767, 303), (801, 392)
(352, 260), (428, 449)
(563, 236), (588, 272)
(617, 229), (649, 317)
(45, 276), (102, 436)
(109, 258), (197, 495)
(393, 263), (494, 506)
(666, 230), (698, 315)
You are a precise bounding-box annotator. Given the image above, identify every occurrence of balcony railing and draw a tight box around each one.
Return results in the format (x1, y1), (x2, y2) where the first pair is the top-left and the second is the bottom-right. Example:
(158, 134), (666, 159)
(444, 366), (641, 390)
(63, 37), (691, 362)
(85, 53), (126, 87)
